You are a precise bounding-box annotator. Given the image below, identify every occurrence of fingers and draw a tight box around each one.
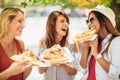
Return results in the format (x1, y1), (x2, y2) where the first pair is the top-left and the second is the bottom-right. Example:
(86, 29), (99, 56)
(19, 60), (30, 65)
(21, 64), (32, 71)
(52, 63), (65, 67)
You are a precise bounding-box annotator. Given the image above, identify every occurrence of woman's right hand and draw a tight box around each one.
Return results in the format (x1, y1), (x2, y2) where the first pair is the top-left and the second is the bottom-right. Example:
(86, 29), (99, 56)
(0, 60), (31, 79)
(7, 60), (31, 77)
(79, 41), (90, 53)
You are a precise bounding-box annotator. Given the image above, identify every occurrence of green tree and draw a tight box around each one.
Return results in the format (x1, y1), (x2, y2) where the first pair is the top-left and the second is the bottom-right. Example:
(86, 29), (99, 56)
(21, 0), (120, 31)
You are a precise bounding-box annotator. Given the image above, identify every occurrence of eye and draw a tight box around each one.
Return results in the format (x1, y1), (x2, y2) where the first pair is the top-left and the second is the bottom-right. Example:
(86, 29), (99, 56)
(60, 20), (64, 23)
(18, 19), (24, 23)
(90, 18), (94, 24)
(18, 20), (22, 23)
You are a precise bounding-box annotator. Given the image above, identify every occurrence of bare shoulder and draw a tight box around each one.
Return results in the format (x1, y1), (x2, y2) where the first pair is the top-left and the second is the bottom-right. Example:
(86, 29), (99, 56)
(39, 38), (44, 49)
(72, 43), (79, 53)
(17, 39), (25, 52)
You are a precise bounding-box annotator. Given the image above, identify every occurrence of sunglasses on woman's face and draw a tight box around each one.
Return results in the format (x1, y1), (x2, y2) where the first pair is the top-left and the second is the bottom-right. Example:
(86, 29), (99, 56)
(86, 17), (95, 24)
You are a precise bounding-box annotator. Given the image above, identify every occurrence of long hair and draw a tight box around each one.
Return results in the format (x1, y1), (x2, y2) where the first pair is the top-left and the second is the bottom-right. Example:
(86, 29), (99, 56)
(90, 11), (120, 54)
(0, 7), (24, 39)
(90, 11), (120, 36)
(45, 11), (69, 48)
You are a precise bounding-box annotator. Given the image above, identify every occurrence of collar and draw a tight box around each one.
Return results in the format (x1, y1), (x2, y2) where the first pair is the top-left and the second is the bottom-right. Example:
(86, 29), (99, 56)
(102, 33), (112, 46)
(100, 33), (112, 53)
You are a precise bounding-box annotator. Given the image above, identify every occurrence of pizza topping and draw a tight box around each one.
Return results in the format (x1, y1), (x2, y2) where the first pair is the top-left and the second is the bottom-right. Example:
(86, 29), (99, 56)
(10, 50), (40, 66)
(74, 29), (96, 42)
(41, 44), (68, 64)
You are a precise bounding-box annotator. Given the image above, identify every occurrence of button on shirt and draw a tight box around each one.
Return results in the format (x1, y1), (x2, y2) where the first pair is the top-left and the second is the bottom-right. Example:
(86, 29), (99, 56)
(79, 33), (120, 80)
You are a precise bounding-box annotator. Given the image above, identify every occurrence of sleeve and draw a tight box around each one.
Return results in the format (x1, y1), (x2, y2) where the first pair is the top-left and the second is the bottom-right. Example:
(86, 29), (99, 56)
(38, 48), (45, 57)
(108, 37), (120, 79)
(67, 43), (88, 78)
(77, 44), (89, 80)
(67, 43), (80, 71)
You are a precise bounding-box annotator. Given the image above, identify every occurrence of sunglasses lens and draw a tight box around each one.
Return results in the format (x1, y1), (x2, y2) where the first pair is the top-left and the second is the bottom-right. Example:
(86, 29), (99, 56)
(90, 18), (94, 24)
(86, 17), (95, 24)
(86, 20), (89, 24)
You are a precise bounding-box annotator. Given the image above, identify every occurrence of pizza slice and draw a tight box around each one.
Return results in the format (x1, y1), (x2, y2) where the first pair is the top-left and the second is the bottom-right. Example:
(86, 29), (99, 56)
(10, 50), (40, 66)
(41, 45), (69, 64)
(74, 29), (96, 42)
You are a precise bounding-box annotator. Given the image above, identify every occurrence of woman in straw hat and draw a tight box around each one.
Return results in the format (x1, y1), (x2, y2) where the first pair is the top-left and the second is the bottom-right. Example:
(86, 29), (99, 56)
(78, 5), (120, 80)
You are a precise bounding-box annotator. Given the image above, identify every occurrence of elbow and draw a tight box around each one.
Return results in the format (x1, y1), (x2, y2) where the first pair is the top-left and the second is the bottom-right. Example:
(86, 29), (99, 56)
(38, 67), (47, 74)
(38, 69), (44, 74)
(73, 69), (77, 75)
(39, 71), (44, 74)
(68, 69), (77, 75)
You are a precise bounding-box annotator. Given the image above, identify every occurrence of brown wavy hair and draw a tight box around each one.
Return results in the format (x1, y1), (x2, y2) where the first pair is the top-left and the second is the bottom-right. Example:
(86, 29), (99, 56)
(45, 11), (69, 48)
(89, 11), (120, 54)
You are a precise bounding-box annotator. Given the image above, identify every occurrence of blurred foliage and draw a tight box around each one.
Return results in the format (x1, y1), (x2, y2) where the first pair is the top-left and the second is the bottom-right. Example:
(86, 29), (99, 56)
(20, 0), (120, 32)
(21, 0), (114, 9)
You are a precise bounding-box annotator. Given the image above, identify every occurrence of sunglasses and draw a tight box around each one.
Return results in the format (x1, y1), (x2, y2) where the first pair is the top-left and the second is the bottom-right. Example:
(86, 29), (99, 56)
(86, 17), (95, 24)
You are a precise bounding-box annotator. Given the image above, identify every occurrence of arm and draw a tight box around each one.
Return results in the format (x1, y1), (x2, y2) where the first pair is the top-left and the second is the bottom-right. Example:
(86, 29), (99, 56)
(79, 41), (90, 69)
(18, 40), (32, 79)
(0, 68), (12, 79)
(89, 38), (110, 73)
(38, 38), (48, 74)
(38, 67), (47, 74)
(91, 37), (120, 76)
(61, 63), (77, 75)
(0, 61), (31, 79)
(72, 43), (79, 53)
(53, 44), (79, 75)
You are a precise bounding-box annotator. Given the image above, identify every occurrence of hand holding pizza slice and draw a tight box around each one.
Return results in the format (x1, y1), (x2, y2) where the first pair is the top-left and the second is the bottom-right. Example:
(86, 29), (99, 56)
(41, 44), (69, 64)
(10, 50), (40, 66)
(74, 29), (97, 42)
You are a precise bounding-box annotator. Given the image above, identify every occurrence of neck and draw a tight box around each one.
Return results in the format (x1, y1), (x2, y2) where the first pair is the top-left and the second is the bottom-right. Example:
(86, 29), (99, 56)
(98, 28), (108, 39)
(0, 36), (15, 47)
(55, 35), (63, 44)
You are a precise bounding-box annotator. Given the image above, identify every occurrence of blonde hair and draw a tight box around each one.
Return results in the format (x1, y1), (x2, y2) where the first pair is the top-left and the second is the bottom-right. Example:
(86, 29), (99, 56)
(0, 7), (24, 38)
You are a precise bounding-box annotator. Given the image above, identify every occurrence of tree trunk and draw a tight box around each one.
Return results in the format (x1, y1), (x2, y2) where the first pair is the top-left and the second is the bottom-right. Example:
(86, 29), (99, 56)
(110, 0), (120, 32)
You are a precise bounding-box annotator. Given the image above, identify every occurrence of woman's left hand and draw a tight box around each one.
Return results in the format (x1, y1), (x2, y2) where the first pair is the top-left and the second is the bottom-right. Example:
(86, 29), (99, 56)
(89, 37), (98, 57)
(52, 63), (65, 67)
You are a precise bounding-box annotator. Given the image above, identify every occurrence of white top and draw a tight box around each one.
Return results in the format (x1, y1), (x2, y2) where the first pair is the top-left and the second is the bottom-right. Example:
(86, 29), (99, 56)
(39, 43), (79, 80)
(79, 33), (120, 80)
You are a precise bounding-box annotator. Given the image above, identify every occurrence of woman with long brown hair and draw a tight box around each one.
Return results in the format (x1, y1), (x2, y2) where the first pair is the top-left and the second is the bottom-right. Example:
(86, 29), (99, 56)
(78, 5), (120, 80)
(38, 10), (79, 80)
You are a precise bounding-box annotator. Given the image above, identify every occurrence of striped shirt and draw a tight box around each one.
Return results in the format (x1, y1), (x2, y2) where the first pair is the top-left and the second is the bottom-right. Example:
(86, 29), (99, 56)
(39, 43), (79, 80)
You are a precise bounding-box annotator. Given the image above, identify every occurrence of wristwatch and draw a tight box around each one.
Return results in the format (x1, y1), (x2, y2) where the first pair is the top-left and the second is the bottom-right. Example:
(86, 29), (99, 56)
(96, 54), (102, 59)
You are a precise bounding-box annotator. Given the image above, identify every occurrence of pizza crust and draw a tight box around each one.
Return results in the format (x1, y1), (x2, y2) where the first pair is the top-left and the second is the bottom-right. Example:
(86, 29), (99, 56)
(10, 50), (40, 66)
(41, 45), (69, 64)
(74, 29), (96, 42)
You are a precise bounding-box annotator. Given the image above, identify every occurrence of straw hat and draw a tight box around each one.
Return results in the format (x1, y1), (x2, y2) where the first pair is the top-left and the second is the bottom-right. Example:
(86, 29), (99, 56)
(86, 5), (116, 27)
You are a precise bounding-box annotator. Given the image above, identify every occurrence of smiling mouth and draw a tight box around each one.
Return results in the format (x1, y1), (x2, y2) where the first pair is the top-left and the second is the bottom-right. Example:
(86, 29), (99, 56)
(61, 29), (67, 32)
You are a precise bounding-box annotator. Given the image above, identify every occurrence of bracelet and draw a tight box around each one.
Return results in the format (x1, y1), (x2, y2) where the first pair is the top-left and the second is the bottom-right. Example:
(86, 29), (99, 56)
(96, 54), (102, 60)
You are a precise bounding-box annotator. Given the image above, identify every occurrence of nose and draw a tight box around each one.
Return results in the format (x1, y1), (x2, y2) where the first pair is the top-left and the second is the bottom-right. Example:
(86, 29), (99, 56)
(21, 22), (25, 28)
(65, 21), (69, 26)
